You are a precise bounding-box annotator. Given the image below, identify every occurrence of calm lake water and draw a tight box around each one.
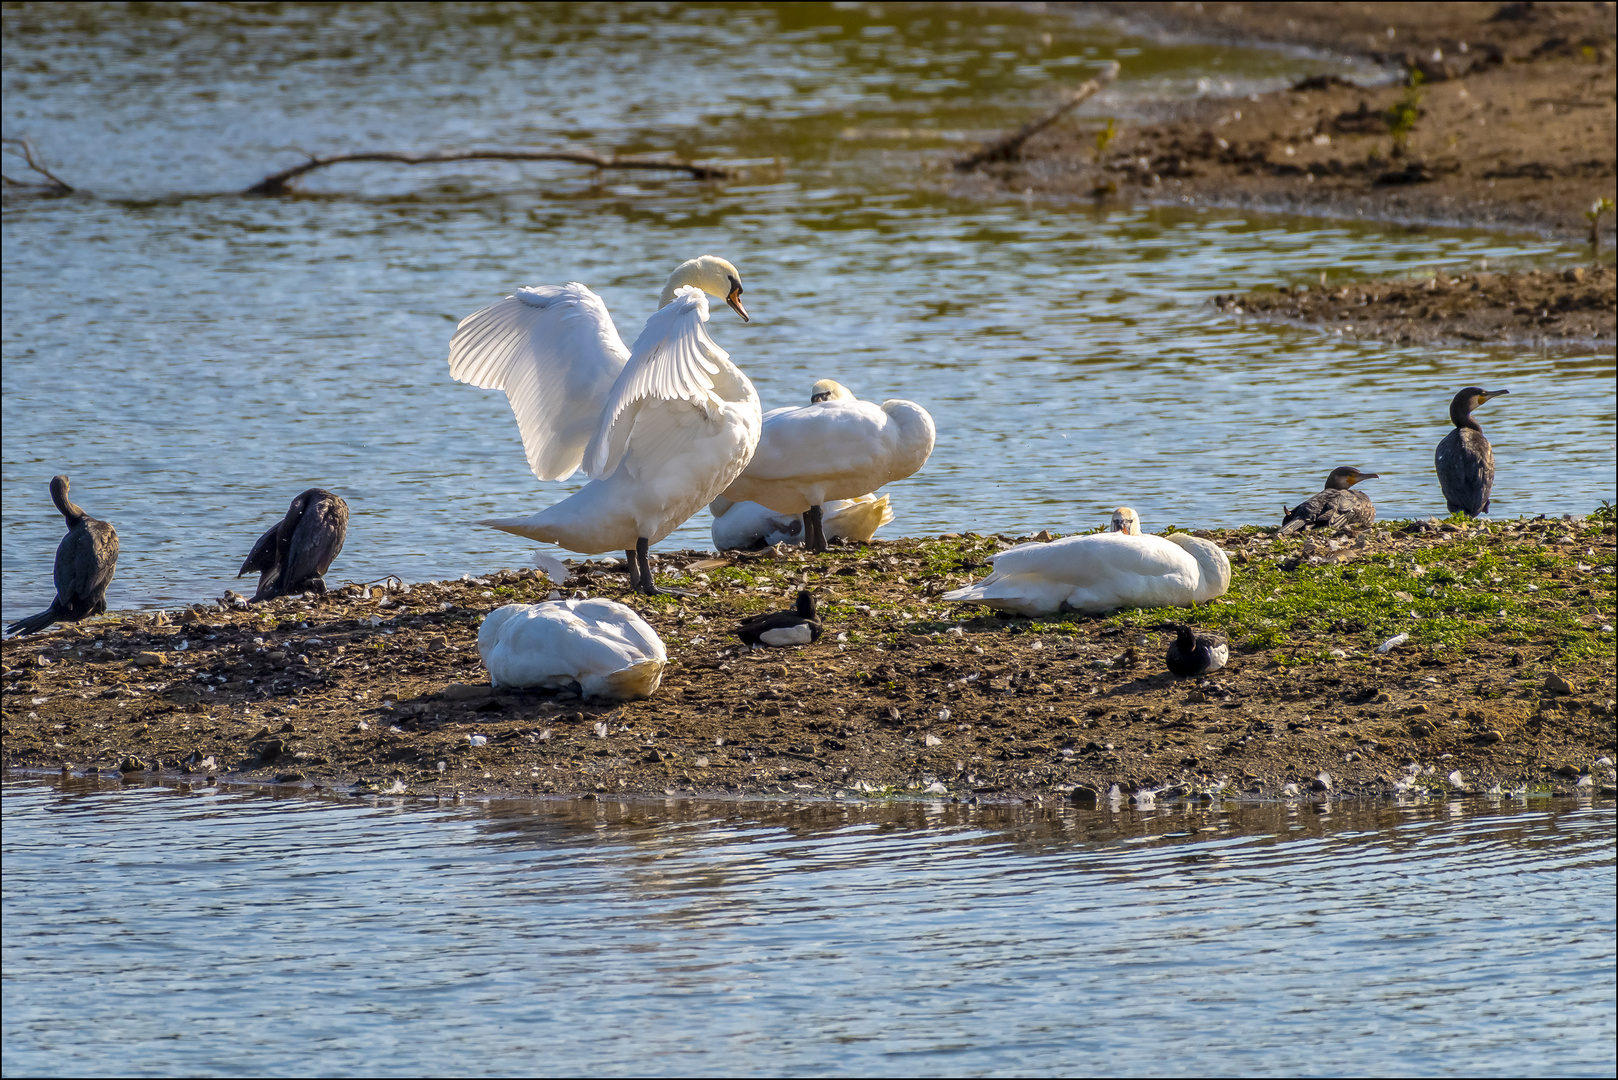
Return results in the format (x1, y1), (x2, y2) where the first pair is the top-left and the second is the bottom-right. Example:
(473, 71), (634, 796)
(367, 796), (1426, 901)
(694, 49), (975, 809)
(3, 3), (1612, 624)
(3, 775), (1614, 1077)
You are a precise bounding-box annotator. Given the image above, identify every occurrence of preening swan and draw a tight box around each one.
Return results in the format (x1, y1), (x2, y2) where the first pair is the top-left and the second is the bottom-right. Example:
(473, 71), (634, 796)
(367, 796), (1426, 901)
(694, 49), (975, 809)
(1436, 387), (1508, 517)
(709, 493), (894, 551)
(6, 476), (119, 638)
(720, 378), (934, 552)
(239, 488), (349, 601)
(478, 598), (667, 700)
(943, 508), (1230, 617)
(449, 257), (760, 594)
(1278, 467), (1378, 536)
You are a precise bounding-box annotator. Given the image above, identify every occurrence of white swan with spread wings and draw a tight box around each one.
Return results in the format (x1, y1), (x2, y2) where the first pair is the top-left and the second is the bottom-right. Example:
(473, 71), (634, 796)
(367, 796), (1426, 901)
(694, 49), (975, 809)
(448, 257), (759, 594)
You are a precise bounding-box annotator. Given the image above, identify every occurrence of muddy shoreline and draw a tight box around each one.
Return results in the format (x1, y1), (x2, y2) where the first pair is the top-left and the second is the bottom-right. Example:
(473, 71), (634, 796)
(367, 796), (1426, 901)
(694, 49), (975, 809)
(5, 517), (1613, 804)
(952, 1), (1618, 344)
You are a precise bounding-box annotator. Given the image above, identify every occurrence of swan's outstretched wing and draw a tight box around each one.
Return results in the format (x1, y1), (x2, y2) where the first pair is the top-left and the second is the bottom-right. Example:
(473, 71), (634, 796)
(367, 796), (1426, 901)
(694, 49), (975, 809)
(585, 287), (726, 477)
(448, 283), (632, 482)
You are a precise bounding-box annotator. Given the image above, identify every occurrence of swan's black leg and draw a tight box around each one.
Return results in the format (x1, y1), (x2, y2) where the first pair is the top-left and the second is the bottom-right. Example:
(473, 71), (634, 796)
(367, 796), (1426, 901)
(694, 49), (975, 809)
(625, 548), (641, 591)
(804, 504), (827, 554)
(635, 536), (659, 596)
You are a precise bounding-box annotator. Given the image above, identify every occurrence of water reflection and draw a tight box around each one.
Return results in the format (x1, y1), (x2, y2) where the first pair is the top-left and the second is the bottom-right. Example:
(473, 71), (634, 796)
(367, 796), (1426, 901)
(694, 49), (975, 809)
(4, 773), (1614, 1077)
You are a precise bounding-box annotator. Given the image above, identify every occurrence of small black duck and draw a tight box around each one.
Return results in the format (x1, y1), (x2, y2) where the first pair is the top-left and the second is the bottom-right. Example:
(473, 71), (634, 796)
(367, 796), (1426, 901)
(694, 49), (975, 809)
(1166, 624), (1228, 679)
(7, 475), (119, 637)
(735, 590), (822, 648)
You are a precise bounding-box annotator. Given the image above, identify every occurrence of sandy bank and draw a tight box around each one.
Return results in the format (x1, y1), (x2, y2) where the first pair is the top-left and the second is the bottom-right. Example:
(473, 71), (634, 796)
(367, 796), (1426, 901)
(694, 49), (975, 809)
(4, 515), (1613, 804)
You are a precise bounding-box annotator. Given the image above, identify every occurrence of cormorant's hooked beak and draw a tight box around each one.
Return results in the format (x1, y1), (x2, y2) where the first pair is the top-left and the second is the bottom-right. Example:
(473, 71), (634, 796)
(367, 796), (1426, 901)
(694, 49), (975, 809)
(726, 279), (749, 322)
(1350, 470), (1380, 486)
(1479, 389), (1509, 404)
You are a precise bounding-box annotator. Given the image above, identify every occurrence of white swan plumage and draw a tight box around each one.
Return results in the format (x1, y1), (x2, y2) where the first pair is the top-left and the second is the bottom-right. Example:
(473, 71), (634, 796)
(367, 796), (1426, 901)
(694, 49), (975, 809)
(709, 493), (894, 551)
(720, 378), (933, 551)
(943, 507), (1231, 616)
(449, 257), (760, 594)
(478, 599), (667, 700)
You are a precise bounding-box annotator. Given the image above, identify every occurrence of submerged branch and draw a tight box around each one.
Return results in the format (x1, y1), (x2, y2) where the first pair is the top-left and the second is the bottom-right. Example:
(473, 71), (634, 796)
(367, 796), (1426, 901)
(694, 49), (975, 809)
(954, 62), (1120, 171)
(243, 147), (730, 195)
(1, 136), (75, 194)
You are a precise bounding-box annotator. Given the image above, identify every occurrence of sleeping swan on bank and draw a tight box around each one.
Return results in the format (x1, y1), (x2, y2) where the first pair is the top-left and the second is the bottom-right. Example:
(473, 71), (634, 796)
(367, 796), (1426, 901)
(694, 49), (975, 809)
(719, 379), (933, 552)
(478, 599), (667, 700)
(943, 507), (1231, 617)
(448, 257), (760, 595)
(709, 493), (895, 551)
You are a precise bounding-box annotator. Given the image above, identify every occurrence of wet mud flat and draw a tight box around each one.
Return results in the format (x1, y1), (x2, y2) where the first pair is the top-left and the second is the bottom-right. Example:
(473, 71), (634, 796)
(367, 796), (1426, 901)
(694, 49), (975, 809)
(1213, 262), (1616, 347)
(957, 2), (1617, 342)
(4, 515), (1614, 804)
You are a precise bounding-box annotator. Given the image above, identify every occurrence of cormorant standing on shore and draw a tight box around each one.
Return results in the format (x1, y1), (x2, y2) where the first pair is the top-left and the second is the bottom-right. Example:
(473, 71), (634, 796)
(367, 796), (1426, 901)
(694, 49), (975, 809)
(6, 476), (119, 637)
(239, 488), (348, 601)
(1279, 466), (1379, 535)
(1435, 387), (1509, 516)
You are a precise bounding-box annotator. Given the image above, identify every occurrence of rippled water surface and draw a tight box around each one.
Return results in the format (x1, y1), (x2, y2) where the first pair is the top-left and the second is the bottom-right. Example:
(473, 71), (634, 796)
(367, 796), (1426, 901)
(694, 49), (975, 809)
(3, 3), (1613, 624)
(3, 776), (1614, 1077)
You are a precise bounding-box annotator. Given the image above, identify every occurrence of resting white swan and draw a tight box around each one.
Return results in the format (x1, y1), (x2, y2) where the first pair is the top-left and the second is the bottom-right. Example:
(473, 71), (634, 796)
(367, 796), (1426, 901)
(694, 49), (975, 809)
(449, 257), (760, 594)
(720, 378), (934, 551)
(709, 493), (895, 551)
(943, 507), (1231, 616)
(478, 599), (667, 700)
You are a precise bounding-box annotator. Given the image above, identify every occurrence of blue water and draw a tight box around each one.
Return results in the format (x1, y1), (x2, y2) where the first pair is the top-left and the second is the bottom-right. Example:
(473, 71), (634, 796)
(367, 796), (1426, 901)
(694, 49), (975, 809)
(3, 776), (1614, 1077)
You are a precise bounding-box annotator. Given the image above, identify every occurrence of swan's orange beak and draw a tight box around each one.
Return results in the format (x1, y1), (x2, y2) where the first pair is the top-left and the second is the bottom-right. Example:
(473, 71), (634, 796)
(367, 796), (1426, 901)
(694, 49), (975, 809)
(726, 283), (749, 322)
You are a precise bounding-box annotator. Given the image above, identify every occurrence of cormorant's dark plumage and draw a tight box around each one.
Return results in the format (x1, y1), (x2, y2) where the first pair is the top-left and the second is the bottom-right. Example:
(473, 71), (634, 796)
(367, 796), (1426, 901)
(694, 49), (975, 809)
(239, 488), (348, 601)
(1165, 624), (1227, 679)
(734, 590), (822, 648)
(6, 475), (119, 637)
(1279, 466), (1379, 535)
(1435, 387), (1508, 517)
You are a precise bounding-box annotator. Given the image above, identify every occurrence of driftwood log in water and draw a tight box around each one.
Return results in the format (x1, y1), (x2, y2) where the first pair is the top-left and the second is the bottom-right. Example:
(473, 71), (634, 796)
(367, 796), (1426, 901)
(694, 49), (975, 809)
(0, 136), (74, 195)
(244, 148), (729, 195)
(954, 62), (1119, 172)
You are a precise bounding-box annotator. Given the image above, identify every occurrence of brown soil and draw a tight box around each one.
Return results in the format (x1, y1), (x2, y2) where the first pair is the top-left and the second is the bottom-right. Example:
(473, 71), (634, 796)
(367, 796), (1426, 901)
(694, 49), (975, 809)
(5, 520), (1614, 804)
(1213, 262), (1616, 346)
(953, 2), (1618, 343)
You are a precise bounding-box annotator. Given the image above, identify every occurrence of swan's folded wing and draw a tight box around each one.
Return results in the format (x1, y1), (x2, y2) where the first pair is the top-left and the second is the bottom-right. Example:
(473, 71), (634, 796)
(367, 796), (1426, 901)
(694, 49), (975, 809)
(741, 400), (888, 481)
(448, 283), (632, 481)
(585, 288), (724, 477)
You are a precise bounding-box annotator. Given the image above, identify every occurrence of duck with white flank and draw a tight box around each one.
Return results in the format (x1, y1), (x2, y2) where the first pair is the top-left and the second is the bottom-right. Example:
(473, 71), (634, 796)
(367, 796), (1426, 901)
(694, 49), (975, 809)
(6, 476), (119, 637)
(449, 257), (759, 595)
(709, 493), (894, 551)
(735, 590), (823, 648)
(239, 487), (349, 601)
(1436, 387), (1509, 517)
(1278, 467), (1379, 535)
(720, 378), (933, 553)
(478, 598), (667, 700)
(944, 508), (1230, 617)
(1166, 624), (1228, 678)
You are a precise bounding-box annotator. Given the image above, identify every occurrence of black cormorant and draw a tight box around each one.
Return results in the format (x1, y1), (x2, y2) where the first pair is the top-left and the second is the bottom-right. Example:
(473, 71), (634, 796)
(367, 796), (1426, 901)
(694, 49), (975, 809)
(239, 488), (348, 601)
(734, 590), (822, 648)
(1435, 387), (1509, 516)
(1166, 625), (1228, 679)
(6, 476), (119, 637)
(1279, 466), (1379, 535)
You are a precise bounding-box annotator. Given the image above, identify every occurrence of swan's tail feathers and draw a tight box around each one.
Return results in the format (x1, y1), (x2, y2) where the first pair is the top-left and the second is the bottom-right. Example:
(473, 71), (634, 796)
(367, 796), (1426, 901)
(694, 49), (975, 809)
(584, 658), (667, 701)
(5, 605), (61, 637)
(942, 574), (1058, 617)
(532, 551), (572, 585)
(825, 494), (894, 543)
(479, 516), (558, 543)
